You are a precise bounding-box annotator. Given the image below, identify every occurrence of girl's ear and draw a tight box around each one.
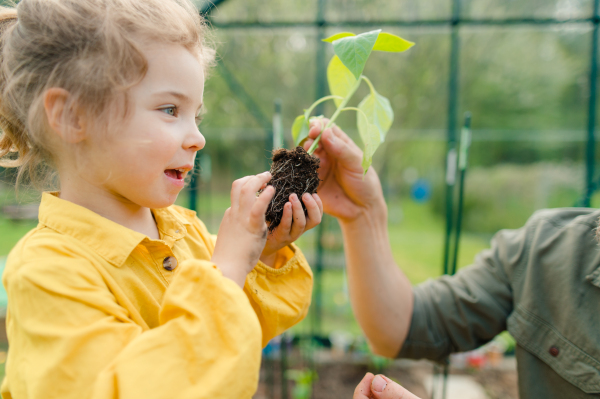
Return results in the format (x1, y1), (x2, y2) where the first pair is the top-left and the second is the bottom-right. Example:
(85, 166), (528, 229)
(43, 87), (87, 144)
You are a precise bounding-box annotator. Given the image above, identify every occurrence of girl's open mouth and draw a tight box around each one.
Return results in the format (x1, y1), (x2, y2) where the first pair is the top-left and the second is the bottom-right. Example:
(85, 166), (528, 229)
(164, 169), (186, 186)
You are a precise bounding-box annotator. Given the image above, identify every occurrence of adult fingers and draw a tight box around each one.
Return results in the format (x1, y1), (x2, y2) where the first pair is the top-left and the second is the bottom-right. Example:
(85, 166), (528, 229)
(302, 193), (322, 230)
(230, 176), (253, 211)
(249, 185), (275, 231)
(371, 375), (422, 399)
(289, 193), (307, 238)
(332, 122), (357, 146)
(319, 125), (363, 173)
(354, 373), (376, 399)
(308, 117), (329, 138)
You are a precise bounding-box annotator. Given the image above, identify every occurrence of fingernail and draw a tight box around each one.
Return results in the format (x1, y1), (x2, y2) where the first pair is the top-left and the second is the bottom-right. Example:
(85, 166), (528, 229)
(372, 375), (387, 393)
(303, 193), (310, 201)
(291, 193), (298, 202)
(328, 134), (336, 145)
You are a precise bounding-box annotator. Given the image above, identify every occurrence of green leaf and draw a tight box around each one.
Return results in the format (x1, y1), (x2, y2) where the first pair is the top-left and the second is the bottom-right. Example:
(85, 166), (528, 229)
(327, 56), (357, 107)
(357, 110), (381, 175)
(358, 89), (394, 142)
(292, 114), (310, 145)
(372, 32), (415, 53)
(322, 32), (355, 43)
(332, 29), (380, 79)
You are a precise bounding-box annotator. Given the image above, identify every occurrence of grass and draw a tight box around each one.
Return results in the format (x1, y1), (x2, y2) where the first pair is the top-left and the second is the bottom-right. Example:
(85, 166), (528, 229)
(0, 217), (37, 257)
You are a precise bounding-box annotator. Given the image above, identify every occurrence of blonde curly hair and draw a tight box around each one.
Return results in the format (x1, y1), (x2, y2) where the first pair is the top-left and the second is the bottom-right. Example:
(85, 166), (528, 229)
(0, 0), (215, 189)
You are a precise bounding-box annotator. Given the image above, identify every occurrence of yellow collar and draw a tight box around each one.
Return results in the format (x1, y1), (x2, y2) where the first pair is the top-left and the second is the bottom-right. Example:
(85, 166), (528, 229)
(38, 192), (194, 267)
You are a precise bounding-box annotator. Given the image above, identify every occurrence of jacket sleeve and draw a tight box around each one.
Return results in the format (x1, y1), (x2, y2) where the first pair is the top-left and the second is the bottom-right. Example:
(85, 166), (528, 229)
(244, 244), (313, 347)
(2, 258), (262, 399)
(208, 235), (313, 348)
(397, 220), (528, 361)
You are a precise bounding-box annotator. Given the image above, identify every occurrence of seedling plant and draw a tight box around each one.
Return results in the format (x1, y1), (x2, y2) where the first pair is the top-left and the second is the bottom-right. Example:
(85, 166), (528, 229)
(265, 30), (414, 230)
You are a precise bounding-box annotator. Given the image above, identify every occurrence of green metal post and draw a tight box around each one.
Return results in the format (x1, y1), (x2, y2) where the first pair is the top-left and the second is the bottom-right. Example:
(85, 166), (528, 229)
(188, 157), (200, 212)
(443, 0), (461, 276)
(585, 0), (599, 207)
(439, 2), (462, 398)
(312, 0), (328, 341)
(273, 99), (284, 150)
(281, 333), (289, 399)
(450, 113), (472, 276)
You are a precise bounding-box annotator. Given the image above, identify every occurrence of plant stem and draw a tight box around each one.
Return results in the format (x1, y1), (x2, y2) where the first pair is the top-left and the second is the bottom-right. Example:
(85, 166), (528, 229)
(307, 77), (362, 155)
(361, 76), (376, 94)
(305, 95), (344, 119)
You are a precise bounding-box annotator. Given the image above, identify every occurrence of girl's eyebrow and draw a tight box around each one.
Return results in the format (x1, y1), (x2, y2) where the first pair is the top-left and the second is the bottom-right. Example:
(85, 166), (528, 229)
(155, 90), (203, 111)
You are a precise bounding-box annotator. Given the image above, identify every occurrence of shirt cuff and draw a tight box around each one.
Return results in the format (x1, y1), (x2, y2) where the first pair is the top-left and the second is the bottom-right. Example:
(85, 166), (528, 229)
(254, 244), (300, 274)
(397, 283), (451, 361)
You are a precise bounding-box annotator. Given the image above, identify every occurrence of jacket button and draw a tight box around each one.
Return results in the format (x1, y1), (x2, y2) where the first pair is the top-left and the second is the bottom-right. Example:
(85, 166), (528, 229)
(163, 256), (178, 271)
(549, 346), (560, 357)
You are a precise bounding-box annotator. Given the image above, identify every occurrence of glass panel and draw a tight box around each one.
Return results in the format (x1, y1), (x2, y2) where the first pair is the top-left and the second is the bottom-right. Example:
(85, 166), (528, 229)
(459, 26), (591, 226)
(204, 0), (318, 23)
(324, 0), (451, 22)
(461, 0), (594, 20)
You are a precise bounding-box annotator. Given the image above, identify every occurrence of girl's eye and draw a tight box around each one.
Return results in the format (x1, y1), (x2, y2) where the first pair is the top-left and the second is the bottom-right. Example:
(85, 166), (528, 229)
(195, 115), (203, 125)
(161, 106), (177, 117)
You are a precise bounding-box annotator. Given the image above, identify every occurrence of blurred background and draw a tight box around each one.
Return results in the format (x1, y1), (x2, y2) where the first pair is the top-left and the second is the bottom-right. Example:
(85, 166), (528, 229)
(2, 0), (600, 398)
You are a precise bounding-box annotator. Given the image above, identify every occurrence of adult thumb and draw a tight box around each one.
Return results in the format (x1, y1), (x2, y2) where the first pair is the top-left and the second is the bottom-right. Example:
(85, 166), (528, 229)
(371, 374), (422, 399)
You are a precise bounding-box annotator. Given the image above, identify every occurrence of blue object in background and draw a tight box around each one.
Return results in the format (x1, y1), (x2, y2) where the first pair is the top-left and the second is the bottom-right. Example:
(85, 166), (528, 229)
(411, 179), (432, 203)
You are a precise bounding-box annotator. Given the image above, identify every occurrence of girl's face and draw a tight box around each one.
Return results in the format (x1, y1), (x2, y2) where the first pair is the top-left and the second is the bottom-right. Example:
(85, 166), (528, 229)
(83, 43), (206, 209)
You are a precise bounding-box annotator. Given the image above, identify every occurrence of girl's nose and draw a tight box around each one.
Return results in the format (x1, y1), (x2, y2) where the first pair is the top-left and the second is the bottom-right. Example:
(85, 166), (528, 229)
(183, 125), (206, 152)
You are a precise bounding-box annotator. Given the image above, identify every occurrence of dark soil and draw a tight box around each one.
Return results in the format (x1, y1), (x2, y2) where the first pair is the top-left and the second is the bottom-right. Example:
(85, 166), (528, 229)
(265, 147), (320, 232)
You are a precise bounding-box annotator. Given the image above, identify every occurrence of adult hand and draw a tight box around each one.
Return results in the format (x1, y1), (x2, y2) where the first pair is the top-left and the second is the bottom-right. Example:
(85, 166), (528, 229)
(212, 172), (275, 287)
(354, 373), (422, 399)
(260, 192), (323, 266)
(303, 118), (386, 223)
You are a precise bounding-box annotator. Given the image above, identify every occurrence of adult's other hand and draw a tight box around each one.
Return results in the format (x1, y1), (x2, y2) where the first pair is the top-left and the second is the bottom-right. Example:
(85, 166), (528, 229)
(354, 373), (422, 399)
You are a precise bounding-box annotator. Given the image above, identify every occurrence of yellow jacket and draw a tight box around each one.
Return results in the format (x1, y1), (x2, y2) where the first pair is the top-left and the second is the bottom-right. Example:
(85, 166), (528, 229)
(0, 193), (313, 399)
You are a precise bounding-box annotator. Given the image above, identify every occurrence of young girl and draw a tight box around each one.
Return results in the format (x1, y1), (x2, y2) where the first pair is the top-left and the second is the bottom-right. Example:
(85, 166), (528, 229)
(0, 0), (322, 398)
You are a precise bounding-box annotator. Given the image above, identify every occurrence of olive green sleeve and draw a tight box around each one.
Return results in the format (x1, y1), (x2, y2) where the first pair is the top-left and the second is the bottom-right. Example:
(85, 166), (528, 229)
(398, 222), (529, 361)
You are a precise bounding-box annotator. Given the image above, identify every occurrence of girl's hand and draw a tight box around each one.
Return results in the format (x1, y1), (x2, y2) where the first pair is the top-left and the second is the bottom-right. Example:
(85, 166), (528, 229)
(212, 172), (275, 287)
(303, 118), (386, 224)
(260, 192), (323, 267)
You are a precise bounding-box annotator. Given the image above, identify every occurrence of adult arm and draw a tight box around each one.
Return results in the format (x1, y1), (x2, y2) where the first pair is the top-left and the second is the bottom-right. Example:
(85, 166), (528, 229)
(304, 121), (518, 360)
(303, 122), (413, 357)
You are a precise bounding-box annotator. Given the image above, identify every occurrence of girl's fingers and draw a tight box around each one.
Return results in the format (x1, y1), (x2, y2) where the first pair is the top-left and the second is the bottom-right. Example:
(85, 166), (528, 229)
(289, 193), (307, 238)
(278, 202), (293, 236)
(230, 176), (253, 211)
(249, 185), (274, 230)
(303, 193), (322, 230)
(239, 172), (272, 214)
(313, 193), (323, 214)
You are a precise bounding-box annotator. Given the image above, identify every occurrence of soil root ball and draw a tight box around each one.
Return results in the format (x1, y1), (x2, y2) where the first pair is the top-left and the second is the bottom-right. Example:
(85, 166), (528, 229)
(264, 146), (320, 232)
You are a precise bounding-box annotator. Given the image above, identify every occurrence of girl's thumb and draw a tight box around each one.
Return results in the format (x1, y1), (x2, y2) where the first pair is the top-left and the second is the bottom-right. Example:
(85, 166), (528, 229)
(371, 374), (422, 399)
